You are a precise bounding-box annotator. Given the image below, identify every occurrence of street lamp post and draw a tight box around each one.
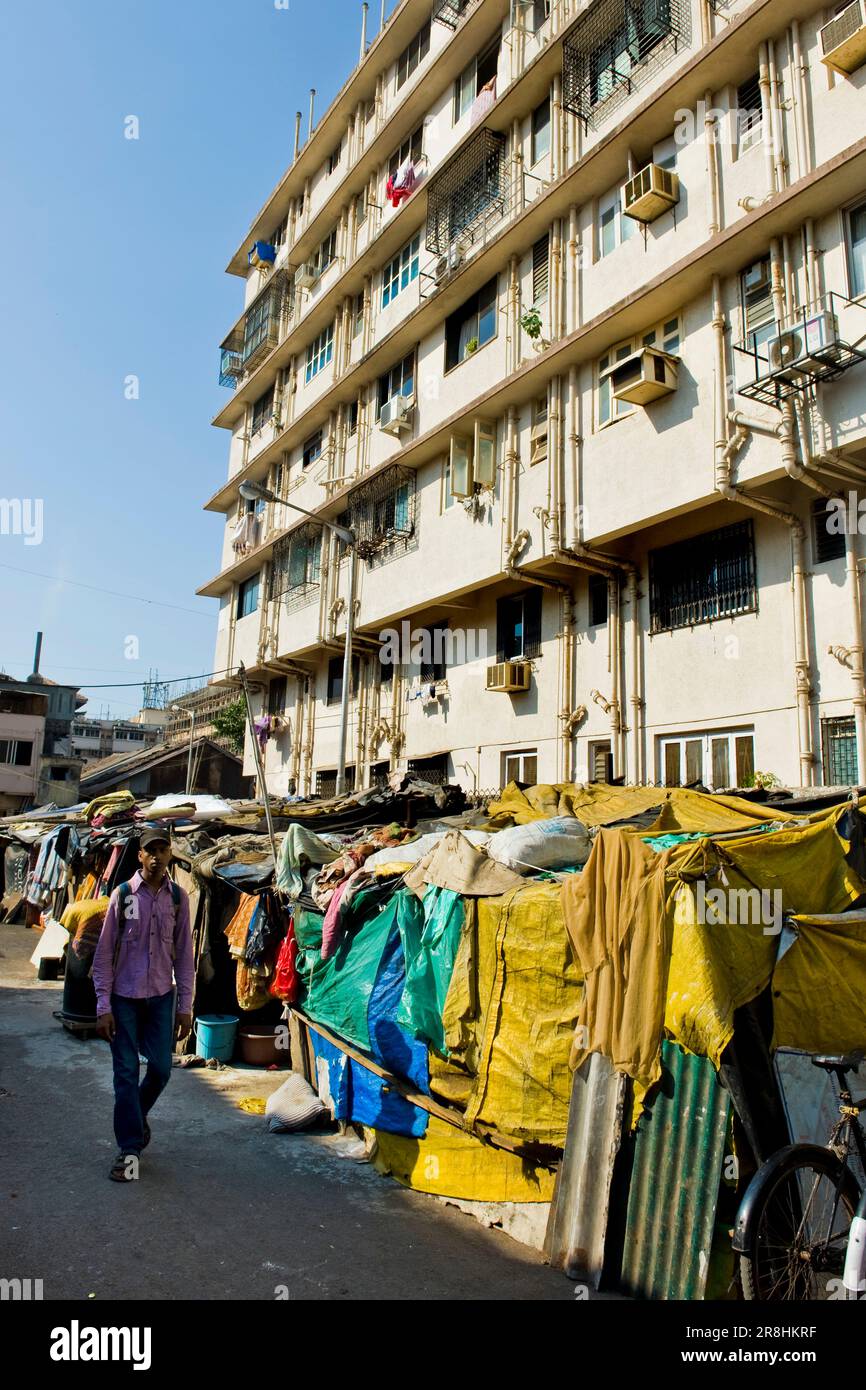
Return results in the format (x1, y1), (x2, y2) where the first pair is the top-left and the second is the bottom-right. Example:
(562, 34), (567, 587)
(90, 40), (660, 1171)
(238, 480), (358, 797)
(170, 703), (196, 795)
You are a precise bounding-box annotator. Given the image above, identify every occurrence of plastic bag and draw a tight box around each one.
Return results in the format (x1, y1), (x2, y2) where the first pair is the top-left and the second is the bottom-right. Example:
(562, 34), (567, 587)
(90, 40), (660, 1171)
(269, 921), (300, 1002)
(486, 817), (592, 873)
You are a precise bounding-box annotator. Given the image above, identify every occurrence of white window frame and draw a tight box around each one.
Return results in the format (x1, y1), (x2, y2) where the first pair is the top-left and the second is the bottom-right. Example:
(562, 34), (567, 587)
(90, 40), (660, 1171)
(502, 748), (539, 784)
(305, 323), (334, 384)
(382, 234), (420, 308)
(658, 729), (755, 791)
(598, 183), (636, 258)
(846, 199), (866, 301)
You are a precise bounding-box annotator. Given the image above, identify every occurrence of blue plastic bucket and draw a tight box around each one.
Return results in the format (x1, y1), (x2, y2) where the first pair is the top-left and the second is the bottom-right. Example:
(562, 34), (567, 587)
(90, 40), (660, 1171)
(194, 1014), (238, 1062)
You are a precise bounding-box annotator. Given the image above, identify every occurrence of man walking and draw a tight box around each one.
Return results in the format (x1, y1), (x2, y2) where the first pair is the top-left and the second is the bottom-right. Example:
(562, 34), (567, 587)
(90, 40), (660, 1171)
(93, 826), (194, 1182)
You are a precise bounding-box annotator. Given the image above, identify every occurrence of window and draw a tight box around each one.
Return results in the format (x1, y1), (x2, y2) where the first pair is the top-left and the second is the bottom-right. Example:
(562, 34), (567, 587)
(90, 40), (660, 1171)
(588, 740), (613, 782)
(396, 19), (430, 89)
(660, 730), (755, 790)
(316, 766), (355, 797)
(588, 574), (608, 626)
(352, 293), (364, 337)
(270, 215), (288, 248)
(502, 749), (538, 785)
(445, 277), (498, 370)
(530, 397), (548, 465)
(236, 573), (261, 620)
(327, 136), (344, 176)
(740, 258), (775, 357)
(268, 677), (287, 715)
(348, 400), (359, 435)
(649, 520), (757, 633)
(532, 234), (549, 303)
(848, 201), (866, 298)
(389, 126), (423, 181)
(812, 496), (846, 564)
(598, 184), (636, 257)
(597, 315), (681, 426)
(302, 430), (323, 468)
(373, 480), (411, 537)
(0, 739), (34, 767)
(407, 753), (449, 785)
(305, 323), (334, 383)
(281, 528), (321, 593)
(496, 589), (542, 660)
(355, 191), (367, 227)
(318, 229), (337, 274)
(382, 234), (420, 307)
(531, 0), (551, 32)
(822, 716), (858, 785)
(243, 291), (277, 363)
(454, 39), (501, 123)
(587, 0), (675, 109)
(251, 386), (274, 434)
(418, 623), (449, 682)
(378, 350), (415, 415)
(737, 74), (762, 152)
(531, 97), (551, 165)
(326, 655), (360, 705)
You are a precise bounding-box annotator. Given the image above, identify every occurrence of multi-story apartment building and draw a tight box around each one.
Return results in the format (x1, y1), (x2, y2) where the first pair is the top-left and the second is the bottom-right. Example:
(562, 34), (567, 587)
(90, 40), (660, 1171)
(199, 0), (866, 796)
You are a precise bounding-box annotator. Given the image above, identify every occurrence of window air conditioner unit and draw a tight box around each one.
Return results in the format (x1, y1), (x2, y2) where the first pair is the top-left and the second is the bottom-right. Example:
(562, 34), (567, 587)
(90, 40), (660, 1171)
(820, 0), (866, 74)
(622, 164), (680, 223)
(486, 661), (532, 693)
(434, 243), (465, 284)
(767, 311), (839, 381)
(604, 346), (679, 405)
(379, 395), (415, 436)
(295, 260), (319, 290)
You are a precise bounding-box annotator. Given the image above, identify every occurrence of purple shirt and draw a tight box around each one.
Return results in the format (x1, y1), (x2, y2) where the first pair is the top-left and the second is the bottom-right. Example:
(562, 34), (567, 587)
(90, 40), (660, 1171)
(92, 870), (194, 1017)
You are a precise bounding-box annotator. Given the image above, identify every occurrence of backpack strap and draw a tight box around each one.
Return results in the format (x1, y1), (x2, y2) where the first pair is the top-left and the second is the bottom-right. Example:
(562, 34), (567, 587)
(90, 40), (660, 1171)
(111, 882), (132, 973)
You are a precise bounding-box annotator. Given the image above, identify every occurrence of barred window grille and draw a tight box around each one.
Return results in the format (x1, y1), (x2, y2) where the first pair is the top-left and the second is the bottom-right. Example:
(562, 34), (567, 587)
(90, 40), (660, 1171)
(562, 0), (689, 126)
(241, 271), (291, 371)
(346, 465), (417, 562)
(316, 766), (355, 797)
(432, 0), (479, 28)
(407, 754), (449, 784)
(822, 716), (858, 785)
(425, 128), (508, 255)
(649, 520), (757, 633)
(270, 521), (322, 604)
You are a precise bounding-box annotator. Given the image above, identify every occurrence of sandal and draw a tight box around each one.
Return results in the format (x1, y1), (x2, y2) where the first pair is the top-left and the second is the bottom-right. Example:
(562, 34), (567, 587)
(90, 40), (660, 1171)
(109, 1152), (139, 1182)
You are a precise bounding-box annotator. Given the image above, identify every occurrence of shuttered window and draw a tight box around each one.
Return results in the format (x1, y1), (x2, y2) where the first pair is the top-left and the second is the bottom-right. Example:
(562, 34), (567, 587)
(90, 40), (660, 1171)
(532, 234), (549, 303)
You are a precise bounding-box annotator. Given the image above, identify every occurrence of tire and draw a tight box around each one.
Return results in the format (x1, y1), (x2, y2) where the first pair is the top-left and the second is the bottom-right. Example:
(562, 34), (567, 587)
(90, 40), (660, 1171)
(737, 1145), (860, 1300)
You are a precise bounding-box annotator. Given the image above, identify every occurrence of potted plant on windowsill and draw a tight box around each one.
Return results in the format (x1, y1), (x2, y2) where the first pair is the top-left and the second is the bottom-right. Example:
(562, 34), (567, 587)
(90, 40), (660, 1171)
(465, 336), (479, 356)
(520, 305), (549, 352)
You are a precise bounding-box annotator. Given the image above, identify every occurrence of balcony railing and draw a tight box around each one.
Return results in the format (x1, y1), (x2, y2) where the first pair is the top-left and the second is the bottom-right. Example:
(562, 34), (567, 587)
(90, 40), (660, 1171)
(562, 0), (689, 127)
(425, 127), (508, 256)
(218, 270), (292, 388)
(270, 521), (322, 607)
(346, 465), (417, 562)
(432, 0), (480, 29)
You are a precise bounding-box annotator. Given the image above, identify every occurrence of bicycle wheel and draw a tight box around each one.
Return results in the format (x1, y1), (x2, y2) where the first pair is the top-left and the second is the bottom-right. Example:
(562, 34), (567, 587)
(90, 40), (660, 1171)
(738, 1146), (859, 1300)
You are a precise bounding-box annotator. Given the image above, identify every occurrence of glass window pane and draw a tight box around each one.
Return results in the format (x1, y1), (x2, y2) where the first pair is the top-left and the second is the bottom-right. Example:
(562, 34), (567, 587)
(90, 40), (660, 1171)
(711, 737), (730, 789)
(600, 204), (616, 256)
(664, 743), (681, 786)
(685, 739), (703, 784)
(735, 736), (754, 786)
(850, 204), (866, 298)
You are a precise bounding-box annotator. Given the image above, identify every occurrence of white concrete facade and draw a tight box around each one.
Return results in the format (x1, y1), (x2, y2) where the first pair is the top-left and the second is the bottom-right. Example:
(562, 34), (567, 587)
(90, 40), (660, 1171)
(200, 0), (866, 796)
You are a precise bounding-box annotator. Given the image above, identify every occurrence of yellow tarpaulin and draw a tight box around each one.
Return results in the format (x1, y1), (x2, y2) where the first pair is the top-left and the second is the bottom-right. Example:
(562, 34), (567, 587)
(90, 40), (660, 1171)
(486, 781), (799, 832)
(429, 881), (582, 1148)
(562, 805), (866, 1112)
(373, 1117), (557, 1202)
(774, 912), (866, 1054)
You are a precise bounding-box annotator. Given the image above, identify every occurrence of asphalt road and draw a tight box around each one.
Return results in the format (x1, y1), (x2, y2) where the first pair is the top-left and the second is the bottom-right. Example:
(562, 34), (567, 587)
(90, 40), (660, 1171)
(1, 924), (577, 1301)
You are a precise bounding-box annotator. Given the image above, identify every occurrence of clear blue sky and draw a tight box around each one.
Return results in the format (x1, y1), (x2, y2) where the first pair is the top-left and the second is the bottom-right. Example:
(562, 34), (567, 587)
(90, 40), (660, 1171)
(0, 0), (374, 716)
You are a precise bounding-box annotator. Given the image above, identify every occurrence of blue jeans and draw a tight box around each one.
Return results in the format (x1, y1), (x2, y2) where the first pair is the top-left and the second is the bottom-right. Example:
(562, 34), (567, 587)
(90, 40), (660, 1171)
(110, 991), (174, 1154)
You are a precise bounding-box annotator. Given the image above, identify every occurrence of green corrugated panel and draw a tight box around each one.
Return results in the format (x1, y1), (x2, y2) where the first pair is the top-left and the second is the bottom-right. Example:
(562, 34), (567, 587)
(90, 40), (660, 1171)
(619, 1041), (730, 1300)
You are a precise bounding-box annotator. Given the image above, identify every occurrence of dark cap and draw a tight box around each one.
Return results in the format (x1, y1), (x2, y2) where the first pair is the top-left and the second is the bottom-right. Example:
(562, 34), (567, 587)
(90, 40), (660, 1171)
(140, 824), (172, 850)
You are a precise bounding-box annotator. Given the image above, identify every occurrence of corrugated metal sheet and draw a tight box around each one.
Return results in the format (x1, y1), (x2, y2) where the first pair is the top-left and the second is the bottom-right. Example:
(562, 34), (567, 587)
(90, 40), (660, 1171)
(544, 1052), (627, 1285)
(618, 1040), (730, 1300)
